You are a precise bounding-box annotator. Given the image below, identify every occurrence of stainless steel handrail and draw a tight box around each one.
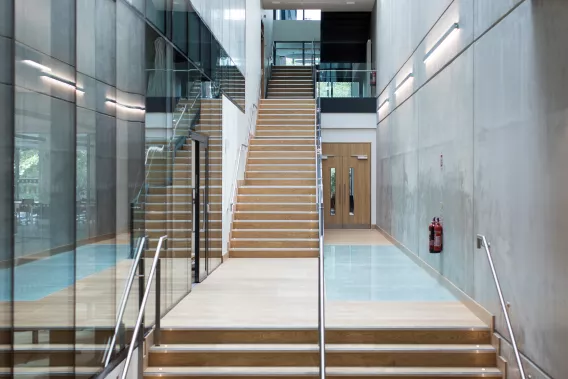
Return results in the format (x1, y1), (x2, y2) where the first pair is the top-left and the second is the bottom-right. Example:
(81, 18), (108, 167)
(103, 236), (147, 367)
(228, 102), (258, 214)
(172, 104), (188, 137)
(317, 69), (376, 72)
(476, 234), (526, 379)
(315, 69), (326, 379)
(120, 235), (167, 379)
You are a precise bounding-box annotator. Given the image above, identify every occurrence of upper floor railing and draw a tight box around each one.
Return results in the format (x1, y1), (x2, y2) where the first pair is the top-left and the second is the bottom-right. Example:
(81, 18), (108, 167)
(317, 69), (377, 98)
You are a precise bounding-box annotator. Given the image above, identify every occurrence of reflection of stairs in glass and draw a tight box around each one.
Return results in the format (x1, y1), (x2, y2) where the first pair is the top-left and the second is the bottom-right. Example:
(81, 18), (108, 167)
(268, 66), (314, 99)
(142, 326), (502, 378)
(230, 99), (319, 258)
(0, 327), (131, 378)
(196, 99), (223, 258)
(218, 66), (245, 108)
(141, 98), (223, 262)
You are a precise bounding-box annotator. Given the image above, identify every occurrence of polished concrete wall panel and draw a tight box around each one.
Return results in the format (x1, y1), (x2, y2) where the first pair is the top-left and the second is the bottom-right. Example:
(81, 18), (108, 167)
(375, 0), (568, 377)
(415, 48), (474, 295)
(373, 0), (452, 91)
(117, 0), (146, 96)
(472, 2), (568, 377)
(0, 0), (13, 37)
(95, 0), (117, 86)
(15, 0), (75, 65)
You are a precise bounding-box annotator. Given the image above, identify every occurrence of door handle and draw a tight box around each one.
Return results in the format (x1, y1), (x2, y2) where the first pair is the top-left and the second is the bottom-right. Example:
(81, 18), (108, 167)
(351, 155), (368, 160)
(343, 183), (346, 205)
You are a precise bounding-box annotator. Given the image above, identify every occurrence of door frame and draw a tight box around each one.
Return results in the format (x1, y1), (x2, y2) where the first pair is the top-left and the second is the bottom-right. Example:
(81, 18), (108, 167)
(322, 142), (371, 229)
(190, 131), (210, 283)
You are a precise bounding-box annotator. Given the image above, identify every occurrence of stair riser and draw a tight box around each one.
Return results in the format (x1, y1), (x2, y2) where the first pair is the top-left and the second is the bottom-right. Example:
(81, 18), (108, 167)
(244, 179), (314, 186)
(249, 146), (315, 152)
(257, 120), (315, 126)
(251, 139), (314, 145)
(238, 187), (316, 195)
(256, 125), (315, 131)
(148, 350), (495, 368)
(231, 230), (318, 238)
(233, 221), (318, 229)
(236, 204), (315, 212)
(259, 105), (315, 110)
(231, 240), (319, 249)
(246, 165), (315, 172)
(231, 250), (318, 258)
(268, 89), (314, 94)
(255, 131), (314, 138)
(246, 172), (315, 179)
(237, 196), (316, 204)
(234, 213), (318, 221)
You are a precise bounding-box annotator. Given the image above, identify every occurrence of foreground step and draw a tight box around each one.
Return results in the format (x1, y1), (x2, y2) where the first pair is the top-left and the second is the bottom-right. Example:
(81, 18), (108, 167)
(147, 344), (496, 368)
(144, 366), (502, 379)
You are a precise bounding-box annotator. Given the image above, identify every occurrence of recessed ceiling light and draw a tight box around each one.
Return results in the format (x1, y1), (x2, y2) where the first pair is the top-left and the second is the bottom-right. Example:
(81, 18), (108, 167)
(346, 1), (356, 4)
(272, 1), (281, 3)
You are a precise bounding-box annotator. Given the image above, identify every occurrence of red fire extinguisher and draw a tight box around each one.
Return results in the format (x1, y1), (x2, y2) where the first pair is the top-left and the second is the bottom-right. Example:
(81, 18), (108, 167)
(428, 218), (435, 253)
(370, 71), (376, 86)
(433, 218), (443, 253)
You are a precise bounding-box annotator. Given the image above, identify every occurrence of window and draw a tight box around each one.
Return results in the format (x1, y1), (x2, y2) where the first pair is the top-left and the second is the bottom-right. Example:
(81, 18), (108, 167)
(274, 10), (321, 21)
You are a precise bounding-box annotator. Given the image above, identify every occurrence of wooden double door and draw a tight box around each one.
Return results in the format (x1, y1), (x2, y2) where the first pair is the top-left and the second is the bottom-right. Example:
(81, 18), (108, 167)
(322, 143), (371, 229)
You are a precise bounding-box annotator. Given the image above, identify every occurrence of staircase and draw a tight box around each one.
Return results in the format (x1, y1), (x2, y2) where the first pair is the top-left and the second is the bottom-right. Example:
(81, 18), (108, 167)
(143, 326), (503, 378)
(229, 98), (319, 258)
(267, 66), (314, 99)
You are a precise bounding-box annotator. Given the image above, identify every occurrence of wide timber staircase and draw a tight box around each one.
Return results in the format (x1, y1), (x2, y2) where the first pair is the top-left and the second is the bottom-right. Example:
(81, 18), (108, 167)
(229, 98), (319, 258)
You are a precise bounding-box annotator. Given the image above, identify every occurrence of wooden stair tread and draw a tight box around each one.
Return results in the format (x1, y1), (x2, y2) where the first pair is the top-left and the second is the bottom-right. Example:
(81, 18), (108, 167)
(144, 366), (501, 376)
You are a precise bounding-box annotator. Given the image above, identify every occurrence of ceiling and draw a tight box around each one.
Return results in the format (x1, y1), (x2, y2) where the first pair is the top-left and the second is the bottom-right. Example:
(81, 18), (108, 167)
(262, 0), (375, 12)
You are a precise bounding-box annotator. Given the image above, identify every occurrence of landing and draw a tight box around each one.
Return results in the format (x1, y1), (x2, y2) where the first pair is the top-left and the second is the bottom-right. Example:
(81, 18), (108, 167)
(161, 229), (486, 329)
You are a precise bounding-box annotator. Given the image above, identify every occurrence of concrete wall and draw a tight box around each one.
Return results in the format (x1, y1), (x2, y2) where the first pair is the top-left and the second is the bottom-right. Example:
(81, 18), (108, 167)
(374, 1), (568, 378)
(273, 20), (320, 42)
(322, 113), (377, 226)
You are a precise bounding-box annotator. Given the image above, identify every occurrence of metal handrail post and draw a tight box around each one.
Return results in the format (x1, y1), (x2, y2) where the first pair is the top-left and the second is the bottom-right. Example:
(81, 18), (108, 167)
(120, 235), (167, 379)
(103, 236), (146, 367)
(476, 234), (526, 379)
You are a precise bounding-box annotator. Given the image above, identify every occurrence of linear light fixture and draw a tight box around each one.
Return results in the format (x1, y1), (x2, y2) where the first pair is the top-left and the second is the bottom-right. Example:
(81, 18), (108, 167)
(424, 22), (460, 63)
(377, 98), (389, 113)
(394, 72), (413, 95)
(41, 74), (84, 94)
(106, 98), (146, 112)
(22, 60), (52, 72)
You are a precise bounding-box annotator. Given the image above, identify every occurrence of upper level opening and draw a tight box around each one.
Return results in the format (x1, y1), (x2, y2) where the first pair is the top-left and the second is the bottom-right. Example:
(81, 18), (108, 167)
(274, 9), (322, 20)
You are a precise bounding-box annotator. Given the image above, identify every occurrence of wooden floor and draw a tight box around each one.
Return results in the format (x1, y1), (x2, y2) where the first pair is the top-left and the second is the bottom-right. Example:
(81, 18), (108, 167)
(324, 229), (392, 245)
(1, 230), (488, 329)
(162, 229), (487, 328)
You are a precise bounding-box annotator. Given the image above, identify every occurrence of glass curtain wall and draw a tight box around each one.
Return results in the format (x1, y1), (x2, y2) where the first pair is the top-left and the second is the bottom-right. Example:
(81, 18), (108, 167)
(0, 0), (243, 377)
